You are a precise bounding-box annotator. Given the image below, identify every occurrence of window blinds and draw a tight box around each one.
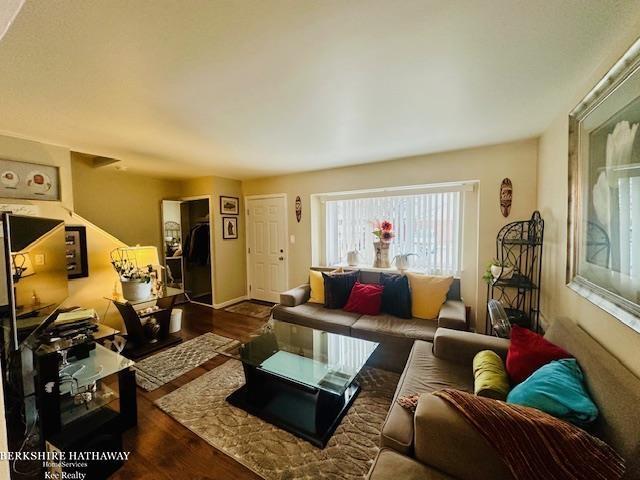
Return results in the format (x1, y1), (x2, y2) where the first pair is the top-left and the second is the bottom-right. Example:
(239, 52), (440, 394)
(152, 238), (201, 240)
(325, 190), (462, 275)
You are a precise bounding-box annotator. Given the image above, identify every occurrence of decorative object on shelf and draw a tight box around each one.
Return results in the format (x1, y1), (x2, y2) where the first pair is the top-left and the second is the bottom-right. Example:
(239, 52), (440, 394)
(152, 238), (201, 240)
(347, 250), (359, 266)
(568, 39), (640, 333)
(143, 317), (161, 342)
(65, 226), (88, 279)
(500, 178), (512, 217)
(486, 211), (544, 334)
(220, 196), (239, 215)
(110, 246), (158, 302)
(222, 216), (238, 239)
(392, 253), (417, 272)
(295, 195), (302, 223)
(0, 158), (60, 201)
(372, 220), (394, 268)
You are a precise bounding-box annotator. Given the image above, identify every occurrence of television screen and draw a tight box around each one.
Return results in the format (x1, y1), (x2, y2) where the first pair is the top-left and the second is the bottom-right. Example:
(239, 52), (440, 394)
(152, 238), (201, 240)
(0, 214), (69, 351)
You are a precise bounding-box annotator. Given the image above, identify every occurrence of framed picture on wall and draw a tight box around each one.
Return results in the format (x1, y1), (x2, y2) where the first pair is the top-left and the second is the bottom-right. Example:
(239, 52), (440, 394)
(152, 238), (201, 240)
(65, 226), (89, 279)
(220, 196), (239, 215)
(222, 216), (238, 240)
(0, 158), (60, 201)
(567, 39), (640, 333)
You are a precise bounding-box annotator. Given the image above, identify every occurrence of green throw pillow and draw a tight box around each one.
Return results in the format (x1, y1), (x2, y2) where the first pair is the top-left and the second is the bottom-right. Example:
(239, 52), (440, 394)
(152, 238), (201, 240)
(473, 350), (510, 401)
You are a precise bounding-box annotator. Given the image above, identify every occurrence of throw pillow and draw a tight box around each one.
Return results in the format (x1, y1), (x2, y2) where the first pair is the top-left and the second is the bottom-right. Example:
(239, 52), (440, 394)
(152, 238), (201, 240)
(323, 270), (358, 309)
(473, 350), (510, 401)
(506, 325), (572, 384)
(344, 282), (384, 315)
(309, 270), (325, 304)
(406, 273), (453, 320)
(379, 273), (412, 319)
(507, 358), (598, 426)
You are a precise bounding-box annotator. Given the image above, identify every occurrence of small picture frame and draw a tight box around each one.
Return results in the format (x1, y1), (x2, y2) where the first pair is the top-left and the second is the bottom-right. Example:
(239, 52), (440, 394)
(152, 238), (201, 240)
(65, 225), (89, 279)
(222, 216), (238, 240)
(220, 196), (239, 215)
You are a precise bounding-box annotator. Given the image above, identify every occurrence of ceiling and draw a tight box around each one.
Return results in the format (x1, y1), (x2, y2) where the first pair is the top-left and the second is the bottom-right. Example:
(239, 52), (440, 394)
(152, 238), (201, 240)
(0, 1), (638, 179)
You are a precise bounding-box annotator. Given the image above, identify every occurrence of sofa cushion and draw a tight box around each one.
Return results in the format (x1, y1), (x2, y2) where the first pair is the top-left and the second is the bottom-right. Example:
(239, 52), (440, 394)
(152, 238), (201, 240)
(367, 448), (455, 480)
(344, 282), (384, 315)
(309, 270), (325, 304)
(380, 273), (412, 319)
(271, 303), (360, 336)
(406, 273), (453, 320)
(323, 270), (358, 309)
(381, 340), (473, 454)
(351, 314), (438, 344)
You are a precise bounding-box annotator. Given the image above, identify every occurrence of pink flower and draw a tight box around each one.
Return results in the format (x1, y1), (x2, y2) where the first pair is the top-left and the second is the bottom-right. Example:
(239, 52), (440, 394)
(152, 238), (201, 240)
(381, 220), (393, 232)
(381, 230), (394, 242)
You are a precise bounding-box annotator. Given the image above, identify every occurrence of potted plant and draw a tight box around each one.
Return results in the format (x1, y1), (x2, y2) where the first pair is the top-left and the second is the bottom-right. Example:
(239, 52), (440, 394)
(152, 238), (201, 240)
(392, 253), (417, 272)
(483, 258), (514, 283)
(110, 249), (154, 302)
(372, 220), (395, 268)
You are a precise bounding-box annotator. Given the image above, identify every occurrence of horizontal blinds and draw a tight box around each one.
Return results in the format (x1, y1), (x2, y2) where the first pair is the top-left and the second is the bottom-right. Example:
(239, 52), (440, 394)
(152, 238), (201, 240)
(325, 190), (461, 275)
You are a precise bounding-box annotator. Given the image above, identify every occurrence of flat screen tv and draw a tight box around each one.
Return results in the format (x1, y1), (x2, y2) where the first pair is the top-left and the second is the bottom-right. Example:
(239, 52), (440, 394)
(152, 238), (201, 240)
(0, 213), (69, 352)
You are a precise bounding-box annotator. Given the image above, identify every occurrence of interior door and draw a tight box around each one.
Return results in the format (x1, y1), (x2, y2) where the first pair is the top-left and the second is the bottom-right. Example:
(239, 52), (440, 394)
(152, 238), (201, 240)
(247, 196), (287, 302)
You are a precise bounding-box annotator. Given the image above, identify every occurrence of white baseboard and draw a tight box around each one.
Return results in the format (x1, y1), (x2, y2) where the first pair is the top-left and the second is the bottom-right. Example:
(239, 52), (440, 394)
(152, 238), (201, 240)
(213, 295), (249, 309)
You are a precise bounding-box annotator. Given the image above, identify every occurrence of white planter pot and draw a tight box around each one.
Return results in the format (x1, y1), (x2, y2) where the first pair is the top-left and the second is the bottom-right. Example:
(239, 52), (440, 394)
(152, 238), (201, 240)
(121, 280), (153, 302)
(347, 250), (359, 266)
(491, 265), (514, 280)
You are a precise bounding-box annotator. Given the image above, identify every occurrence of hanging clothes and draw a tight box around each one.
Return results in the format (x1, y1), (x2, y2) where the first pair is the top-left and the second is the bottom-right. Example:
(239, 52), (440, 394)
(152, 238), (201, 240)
(184, 223), (210, 265)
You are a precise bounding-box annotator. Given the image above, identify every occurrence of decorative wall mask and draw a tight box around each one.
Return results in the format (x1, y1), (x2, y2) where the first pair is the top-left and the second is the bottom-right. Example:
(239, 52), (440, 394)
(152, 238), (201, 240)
(295, 196), (302, 223)
(500, 178), (513, 217)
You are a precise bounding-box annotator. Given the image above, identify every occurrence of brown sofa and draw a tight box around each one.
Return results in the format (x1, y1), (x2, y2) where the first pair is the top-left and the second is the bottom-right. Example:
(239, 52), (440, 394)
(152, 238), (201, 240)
(273, 268), (467, 372)
(369, 316), (640, 479)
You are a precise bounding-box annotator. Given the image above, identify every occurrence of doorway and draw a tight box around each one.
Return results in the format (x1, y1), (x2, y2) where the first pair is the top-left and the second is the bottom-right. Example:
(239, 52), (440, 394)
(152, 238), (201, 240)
(161, 197), (214, 306)
(245, 195), (288, 303)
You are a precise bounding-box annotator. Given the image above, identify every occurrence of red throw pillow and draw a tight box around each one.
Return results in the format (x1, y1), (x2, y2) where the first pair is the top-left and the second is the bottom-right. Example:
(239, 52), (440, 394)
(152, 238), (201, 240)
(344, 282), (384, 315)
(506, 325), (572, 384)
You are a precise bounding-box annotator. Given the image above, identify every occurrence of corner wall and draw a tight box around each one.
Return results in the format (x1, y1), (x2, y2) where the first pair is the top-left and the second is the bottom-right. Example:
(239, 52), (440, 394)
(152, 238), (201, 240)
(537, 29), (640, 377)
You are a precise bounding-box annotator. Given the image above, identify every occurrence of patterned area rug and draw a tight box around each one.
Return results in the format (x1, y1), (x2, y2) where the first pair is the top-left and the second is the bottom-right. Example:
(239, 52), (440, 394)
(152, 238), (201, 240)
(224, 301), (273, 319)
(155, 359), (400, 480)
(134, 333), (239, 391)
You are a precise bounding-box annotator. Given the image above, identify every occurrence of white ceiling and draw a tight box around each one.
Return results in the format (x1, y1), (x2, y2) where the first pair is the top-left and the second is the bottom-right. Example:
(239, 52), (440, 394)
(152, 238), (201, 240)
(0, 1), (638, 179)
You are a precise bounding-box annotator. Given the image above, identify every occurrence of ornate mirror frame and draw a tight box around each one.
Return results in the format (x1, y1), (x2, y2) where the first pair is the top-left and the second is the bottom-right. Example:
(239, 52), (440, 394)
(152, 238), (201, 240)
(567, 38), (640, 333)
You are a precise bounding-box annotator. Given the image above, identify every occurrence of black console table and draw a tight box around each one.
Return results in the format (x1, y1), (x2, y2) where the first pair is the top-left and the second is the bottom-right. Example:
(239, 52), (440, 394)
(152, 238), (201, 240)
(106, 287), (185, 359)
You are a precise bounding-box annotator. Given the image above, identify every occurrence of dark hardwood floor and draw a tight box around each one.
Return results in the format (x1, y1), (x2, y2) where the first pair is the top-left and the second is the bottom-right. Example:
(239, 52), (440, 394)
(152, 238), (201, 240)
(109, 302), (268, 480)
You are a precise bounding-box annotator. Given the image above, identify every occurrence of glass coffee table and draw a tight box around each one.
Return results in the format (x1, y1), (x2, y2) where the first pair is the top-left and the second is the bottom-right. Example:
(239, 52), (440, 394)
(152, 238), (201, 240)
(216, 320), (378, 448)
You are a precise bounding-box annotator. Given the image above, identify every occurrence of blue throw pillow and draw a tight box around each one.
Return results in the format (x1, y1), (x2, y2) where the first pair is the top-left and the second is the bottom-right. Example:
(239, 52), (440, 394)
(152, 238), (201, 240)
(507, 358), (598, 426)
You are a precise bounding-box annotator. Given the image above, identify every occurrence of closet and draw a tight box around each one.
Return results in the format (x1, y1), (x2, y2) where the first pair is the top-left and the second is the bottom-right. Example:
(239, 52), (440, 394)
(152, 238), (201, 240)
(161, 198), (213, 306)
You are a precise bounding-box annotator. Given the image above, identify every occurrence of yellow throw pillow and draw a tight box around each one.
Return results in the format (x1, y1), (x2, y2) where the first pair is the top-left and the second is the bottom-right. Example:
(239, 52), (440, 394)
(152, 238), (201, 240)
(309, 270), (325, 304)
(406, 273), (453, 319)
(473, 350), (510, 401)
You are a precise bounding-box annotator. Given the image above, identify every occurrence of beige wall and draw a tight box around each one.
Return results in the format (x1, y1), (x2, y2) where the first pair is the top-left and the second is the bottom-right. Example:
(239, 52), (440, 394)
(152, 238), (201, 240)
(537, 31), (640, 377)
(71, 153), (181, 252)
(180, 176), (247, 306)
(243, 138), (538, 332)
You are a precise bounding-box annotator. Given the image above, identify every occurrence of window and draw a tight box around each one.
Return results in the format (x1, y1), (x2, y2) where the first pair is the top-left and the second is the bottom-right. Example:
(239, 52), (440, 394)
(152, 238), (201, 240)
(325, 188), (462, 274)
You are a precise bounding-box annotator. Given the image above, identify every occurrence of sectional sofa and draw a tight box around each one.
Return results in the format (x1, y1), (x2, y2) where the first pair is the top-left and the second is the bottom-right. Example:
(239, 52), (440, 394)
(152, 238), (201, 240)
(273, 268), (468, 372)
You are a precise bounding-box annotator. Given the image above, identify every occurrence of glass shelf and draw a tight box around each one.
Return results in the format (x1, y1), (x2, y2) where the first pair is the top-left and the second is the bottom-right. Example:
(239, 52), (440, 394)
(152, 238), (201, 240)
(105, 286), (184, 307)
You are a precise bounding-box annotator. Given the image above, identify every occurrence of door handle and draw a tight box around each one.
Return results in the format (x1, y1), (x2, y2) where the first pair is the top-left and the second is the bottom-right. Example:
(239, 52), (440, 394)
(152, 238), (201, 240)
(278, 256), (284, 261)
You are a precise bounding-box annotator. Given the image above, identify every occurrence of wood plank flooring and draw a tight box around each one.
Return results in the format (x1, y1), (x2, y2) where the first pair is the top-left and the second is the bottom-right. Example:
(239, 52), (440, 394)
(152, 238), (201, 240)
(109, 302), (269, 480)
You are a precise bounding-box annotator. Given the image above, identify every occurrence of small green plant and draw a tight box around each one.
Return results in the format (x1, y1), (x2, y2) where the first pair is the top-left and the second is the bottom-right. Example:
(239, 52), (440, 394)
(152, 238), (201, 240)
(483, 258), (511, 284)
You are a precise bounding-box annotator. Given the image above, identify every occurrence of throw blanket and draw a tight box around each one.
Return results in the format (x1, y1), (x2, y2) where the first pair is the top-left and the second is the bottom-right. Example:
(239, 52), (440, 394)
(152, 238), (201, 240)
(434, 388), (625, 480)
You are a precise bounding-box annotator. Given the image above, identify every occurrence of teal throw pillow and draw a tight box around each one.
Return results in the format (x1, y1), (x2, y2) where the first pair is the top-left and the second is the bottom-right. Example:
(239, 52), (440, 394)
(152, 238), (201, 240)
(507, 358), (598, 426)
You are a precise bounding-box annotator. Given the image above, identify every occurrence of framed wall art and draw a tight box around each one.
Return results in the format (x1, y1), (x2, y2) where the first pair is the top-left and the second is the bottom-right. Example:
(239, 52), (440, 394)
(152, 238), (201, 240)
(567, 39), (640, 333)
(65, 225), (89, 279)
(220, 196), (239, 215)
(0, 158), (60, 201)
(222, 216), (238, 240)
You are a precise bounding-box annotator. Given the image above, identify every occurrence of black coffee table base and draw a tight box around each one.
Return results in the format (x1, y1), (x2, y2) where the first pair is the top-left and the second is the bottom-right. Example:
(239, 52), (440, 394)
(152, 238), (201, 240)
(227, 363), (360, 448)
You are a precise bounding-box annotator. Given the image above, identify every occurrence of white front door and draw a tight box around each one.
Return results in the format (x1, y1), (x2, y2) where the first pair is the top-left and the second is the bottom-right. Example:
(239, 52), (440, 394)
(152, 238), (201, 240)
(247, 196), (287, 302)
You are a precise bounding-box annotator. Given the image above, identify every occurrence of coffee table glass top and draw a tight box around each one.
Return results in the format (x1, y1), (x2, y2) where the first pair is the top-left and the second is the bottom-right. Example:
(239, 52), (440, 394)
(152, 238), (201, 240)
(217, 320), (378, 396)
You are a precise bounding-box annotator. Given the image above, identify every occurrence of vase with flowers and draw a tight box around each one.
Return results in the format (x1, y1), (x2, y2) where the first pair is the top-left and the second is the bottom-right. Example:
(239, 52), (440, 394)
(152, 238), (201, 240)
(110, 249), (154, 302)
(372, 220), (395, 268)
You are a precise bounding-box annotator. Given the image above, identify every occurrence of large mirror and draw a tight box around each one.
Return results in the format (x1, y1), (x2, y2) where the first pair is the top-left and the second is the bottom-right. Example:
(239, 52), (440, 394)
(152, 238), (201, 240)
(568, 39), (640, 332)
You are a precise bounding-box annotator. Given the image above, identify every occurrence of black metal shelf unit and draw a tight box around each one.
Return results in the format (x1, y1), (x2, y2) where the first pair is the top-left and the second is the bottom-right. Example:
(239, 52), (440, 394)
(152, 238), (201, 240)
(486, 211), (544, 334)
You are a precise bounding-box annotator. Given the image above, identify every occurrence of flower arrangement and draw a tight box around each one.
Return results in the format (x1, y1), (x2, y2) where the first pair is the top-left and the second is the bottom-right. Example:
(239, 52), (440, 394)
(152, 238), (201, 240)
(110, 249), (152, 283)
(373, 220), (395, 243)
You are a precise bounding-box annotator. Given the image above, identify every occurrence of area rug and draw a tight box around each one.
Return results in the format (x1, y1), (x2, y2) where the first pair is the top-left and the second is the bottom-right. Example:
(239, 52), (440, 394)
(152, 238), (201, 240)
(134, 333), (239, 391)
(155, 359), (400, 480)
(224, 301), (273, 319)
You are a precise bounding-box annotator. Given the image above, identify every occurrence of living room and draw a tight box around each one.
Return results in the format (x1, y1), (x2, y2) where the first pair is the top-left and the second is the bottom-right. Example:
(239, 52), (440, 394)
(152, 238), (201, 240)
(0, 1), (639, 479)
